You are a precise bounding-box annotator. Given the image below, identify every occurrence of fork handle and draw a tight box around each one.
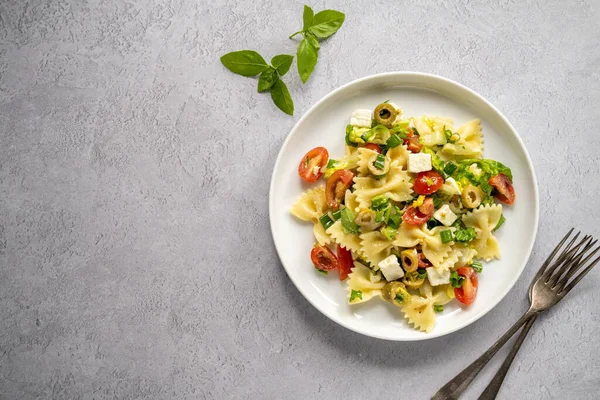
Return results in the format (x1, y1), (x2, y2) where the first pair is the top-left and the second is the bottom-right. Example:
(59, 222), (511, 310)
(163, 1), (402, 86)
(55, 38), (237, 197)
(478, 314), (538, 399)
(431, 310), (537, 400)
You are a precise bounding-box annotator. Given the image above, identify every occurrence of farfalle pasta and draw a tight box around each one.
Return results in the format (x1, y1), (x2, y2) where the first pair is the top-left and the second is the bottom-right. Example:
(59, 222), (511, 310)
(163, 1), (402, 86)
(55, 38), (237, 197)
(290, 101), (516, 332)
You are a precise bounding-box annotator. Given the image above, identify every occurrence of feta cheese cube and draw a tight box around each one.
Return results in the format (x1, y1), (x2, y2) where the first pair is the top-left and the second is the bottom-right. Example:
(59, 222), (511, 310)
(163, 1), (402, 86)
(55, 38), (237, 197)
(350, 109), (372, 128)
(446, 177), (461, 193)
(433, 204), (458, 226)
(378, 255), (404, 281)
(426, 268), (451, 286)
(407, 153), (432, 173)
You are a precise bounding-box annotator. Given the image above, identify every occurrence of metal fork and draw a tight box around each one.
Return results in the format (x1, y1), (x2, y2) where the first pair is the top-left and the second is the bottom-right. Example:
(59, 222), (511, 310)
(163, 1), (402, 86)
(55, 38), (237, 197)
(432, 229), (600, 400)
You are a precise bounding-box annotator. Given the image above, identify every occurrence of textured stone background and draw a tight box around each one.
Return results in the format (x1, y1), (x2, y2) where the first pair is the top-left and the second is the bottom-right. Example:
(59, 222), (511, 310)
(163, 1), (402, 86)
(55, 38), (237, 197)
(1, 0), (599, 399)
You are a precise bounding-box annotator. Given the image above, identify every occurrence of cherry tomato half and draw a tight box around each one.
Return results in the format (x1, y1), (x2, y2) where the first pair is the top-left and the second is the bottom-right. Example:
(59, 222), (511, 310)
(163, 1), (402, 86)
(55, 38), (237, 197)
(454, 266), (478, 306)
(326, 169), (355, 209)
(363, 143), (382, 153)
(310, 245), (339, 271)
(402, 198), (435, 225)
(337, 245), (353, 280)
(403, 129), (422, 153)
(298, 147), (329, 183)
(488, 173), (516, 205)
(414, 171), (444, 195)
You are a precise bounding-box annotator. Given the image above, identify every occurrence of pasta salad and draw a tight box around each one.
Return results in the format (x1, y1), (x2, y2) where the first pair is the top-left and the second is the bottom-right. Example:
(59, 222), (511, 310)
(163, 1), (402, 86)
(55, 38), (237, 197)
(290, 102), (516, 333)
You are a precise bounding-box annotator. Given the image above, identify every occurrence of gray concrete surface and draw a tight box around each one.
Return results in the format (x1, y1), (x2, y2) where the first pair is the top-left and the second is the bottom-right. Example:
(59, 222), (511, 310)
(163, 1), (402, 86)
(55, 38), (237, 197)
(1, 0), (599, 399)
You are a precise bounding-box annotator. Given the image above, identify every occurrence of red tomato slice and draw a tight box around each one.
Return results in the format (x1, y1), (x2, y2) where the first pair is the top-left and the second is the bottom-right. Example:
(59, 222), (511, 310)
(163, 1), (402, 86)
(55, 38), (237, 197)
(402, 198), (435, 225)
(363, 143), (382, 153)
(310, 245), (339, 271)
(298, 147), (329, 183)
(414, 171), (444, 195)
(337, 245), (353, 280)
(454, 266), (478, 305)
(326, 169), (354, 209)
(418, 252), (433, 268)
(403, 129), (422, 153)
(488, 174), (516, 205)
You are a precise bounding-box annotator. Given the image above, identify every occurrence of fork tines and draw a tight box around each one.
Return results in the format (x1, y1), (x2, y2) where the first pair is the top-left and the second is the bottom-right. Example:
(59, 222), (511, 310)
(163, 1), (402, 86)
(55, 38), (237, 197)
(536, 229), (600, 295)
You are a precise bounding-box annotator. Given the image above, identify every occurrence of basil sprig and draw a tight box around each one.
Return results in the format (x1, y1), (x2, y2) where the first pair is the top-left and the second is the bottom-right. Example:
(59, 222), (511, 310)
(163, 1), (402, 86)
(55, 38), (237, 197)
(289, 5), (345, 83)
(220, 51), (295, 115)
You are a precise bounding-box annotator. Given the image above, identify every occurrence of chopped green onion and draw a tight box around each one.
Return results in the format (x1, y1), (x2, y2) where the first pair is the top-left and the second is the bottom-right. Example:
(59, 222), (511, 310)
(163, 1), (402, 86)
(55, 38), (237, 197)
(371, 195), (389, 210)
(450, 271), (464, 288)
(380, 144), (389, 155)
(432, 195), (442, 209)
(332, 209), (342, 221)
(412, 126), (420, 135)
(444, 162), (457, 176)
(361, 130), (375, 142)
(434, 304), (444, 313)
(350, 289), (363, 302)
(374, 154), (386, 170)
(471, 261), (483, 273)
(326, 159), (337, 169)
(380, 226), (397, 240)
(454, 227), (477, 243)
(417, 268), (427, 279)
(494, 214), (506, 231)
(315, 267), (328, 275)
(386, 134), (403, 148)
(440, 230), (453, 244)
(395, 293), (403, 302)
(340, 207), (360, 234)
(319, 213), (335, 230)
(383, 99), (390, 103)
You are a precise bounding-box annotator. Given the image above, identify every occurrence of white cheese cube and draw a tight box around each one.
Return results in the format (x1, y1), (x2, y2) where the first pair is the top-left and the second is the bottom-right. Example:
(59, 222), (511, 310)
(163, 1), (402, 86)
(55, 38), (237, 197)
(433, 204), (458, 226)
(426, 268), (451, 286)
(446, 177), (461, 193)
(378, 255), (404, 281)
(407, 153), (432, 173)
(350, 109), (372, 128)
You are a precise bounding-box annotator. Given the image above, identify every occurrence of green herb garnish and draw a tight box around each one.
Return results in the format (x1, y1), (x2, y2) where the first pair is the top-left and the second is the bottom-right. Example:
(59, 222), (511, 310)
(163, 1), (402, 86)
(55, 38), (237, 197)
(434, 305), (444, 313)
(494, 214), (506, 231)
(221, 51), (295, 115)
(289, 5), (345, 83)
(340, 207), (359, 234)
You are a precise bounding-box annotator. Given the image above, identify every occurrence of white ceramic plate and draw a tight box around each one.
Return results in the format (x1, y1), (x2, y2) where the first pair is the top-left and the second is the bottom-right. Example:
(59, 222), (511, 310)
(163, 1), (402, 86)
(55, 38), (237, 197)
(269, 72), (538, 341)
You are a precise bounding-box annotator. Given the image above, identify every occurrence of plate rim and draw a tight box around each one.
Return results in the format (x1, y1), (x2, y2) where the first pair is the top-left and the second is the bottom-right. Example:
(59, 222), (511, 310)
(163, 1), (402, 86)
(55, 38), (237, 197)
(269, 71), (539, 341)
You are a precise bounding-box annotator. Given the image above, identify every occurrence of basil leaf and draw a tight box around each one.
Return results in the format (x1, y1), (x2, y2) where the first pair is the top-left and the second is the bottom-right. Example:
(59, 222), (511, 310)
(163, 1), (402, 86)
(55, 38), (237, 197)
(271, 54), (294, 76)
(302, 4), (314, 30)
(220, 50), (269, 77)
(305, 31), (320, 50)
(257, 68), (278, 92)
(308, 10), (345, 39)
(270, 79), (294, 115)
(297, 37), (318, 83)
